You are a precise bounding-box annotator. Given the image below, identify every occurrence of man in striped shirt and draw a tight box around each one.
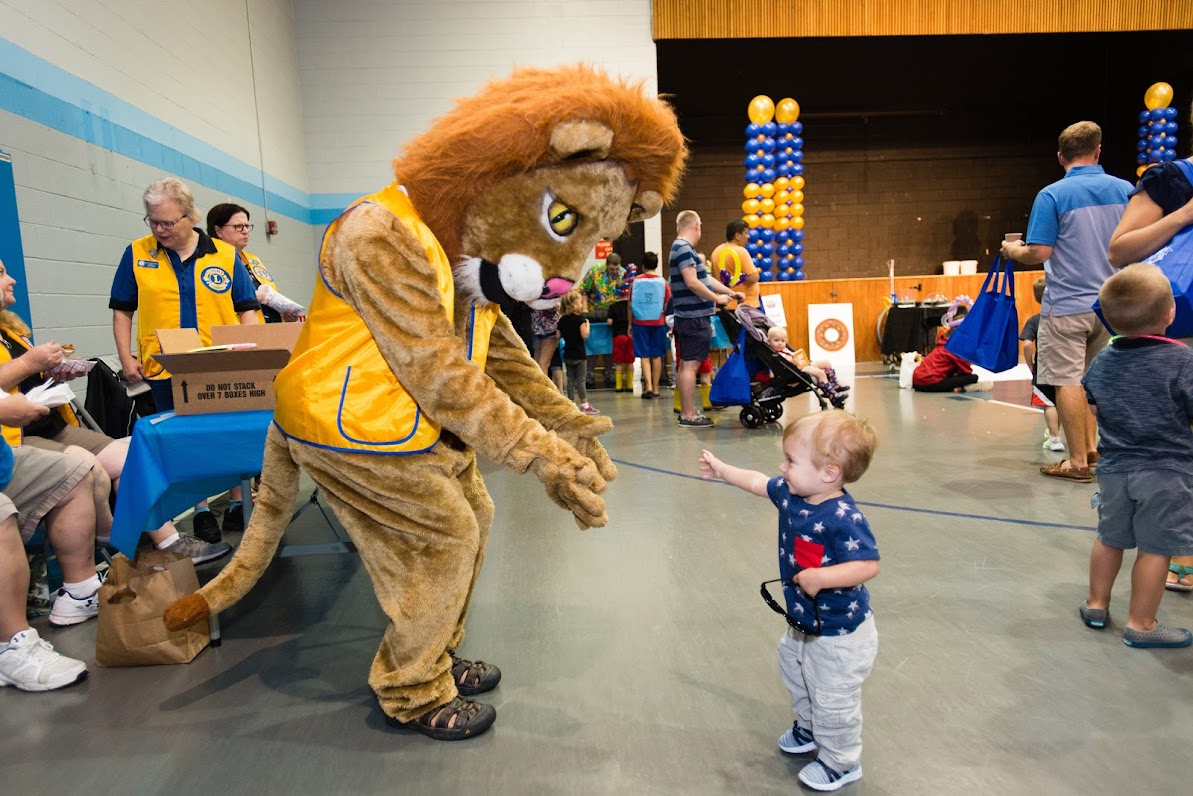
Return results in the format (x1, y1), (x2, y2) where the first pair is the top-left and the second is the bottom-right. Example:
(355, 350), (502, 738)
(669, 210), (744, 427)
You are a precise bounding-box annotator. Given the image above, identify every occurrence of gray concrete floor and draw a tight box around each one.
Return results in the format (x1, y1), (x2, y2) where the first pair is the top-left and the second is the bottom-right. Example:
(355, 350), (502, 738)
(5, 371), (1192, 794)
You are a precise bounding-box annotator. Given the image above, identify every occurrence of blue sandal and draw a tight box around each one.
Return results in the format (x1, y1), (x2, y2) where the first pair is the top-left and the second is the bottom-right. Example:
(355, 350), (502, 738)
(1166, 564), (1193, 593)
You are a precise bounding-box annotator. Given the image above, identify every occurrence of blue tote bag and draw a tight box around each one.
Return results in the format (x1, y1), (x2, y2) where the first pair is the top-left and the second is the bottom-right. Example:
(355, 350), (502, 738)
(946, 255), (1019, 372)
(710, 328), (753, 406)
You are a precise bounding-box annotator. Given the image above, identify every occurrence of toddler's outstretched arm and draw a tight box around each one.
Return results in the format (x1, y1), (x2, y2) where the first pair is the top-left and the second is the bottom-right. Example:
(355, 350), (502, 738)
(699, 449), (770, 497)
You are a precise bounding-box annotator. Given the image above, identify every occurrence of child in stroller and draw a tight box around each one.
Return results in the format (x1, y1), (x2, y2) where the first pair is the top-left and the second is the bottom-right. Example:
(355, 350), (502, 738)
(717, 306), (849, 429)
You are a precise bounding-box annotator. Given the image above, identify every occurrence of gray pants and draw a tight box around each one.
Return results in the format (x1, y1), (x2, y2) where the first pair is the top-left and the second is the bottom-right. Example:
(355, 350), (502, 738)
(564, 360), (588, 403)
(778, 615), (877, 771)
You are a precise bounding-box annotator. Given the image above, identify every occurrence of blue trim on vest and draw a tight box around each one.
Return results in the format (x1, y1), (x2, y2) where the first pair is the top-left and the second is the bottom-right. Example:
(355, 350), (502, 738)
(467, 304), (477, 359)
(272, 420), (440, 456)
(334, 366), (428, 447)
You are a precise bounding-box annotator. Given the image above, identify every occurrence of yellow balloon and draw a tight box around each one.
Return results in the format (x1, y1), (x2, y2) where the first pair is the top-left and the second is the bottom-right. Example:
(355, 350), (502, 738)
(744, 213), (761, 229)
(792, 176), (805, 191)
(779, 202), (794, 217)
(742, 198), (760, 215)
(743, 182), (762, 199)
(774, 176), (791, 192)
(777, 189), (794, 205)
(1137, 164), (1151, 177)
(1144, 82), (1174, 111)
(748, 95), (775, 125)
(791, 190), (804, 204)
(759, 183), (776, 198)
(791, 216), (805, 230)
(790, 203), (805, 218)
(760, 197), (776, 214)
(775, 97), (801, 124)
(760, 213), (776, 229)
(774, 216), (791, 232)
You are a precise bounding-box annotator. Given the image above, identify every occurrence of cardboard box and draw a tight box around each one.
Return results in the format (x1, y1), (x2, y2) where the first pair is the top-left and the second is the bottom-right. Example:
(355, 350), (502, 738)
(153, 323), (303, 415)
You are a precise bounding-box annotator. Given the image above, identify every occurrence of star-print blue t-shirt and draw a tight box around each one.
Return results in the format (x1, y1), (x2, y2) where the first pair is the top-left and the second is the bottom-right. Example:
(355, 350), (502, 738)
(768, 477), (880, 636)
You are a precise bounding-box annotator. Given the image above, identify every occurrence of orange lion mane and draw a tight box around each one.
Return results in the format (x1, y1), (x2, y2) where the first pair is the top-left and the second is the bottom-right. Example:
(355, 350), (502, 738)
(393, 64), (688, 262)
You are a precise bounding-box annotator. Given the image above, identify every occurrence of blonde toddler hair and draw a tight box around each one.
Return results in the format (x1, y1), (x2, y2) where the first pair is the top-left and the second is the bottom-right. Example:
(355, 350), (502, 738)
(783, 410), (878, 484)
(1098, 263), (1174, 336)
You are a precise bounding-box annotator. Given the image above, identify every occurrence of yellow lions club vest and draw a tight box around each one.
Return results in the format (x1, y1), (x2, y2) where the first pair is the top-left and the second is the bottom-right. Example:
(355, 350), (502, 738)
(129, 233), (242, 379)
(242, 251), (277, 324)
(273, 183), (499, 454)
(0, 330), (80, 446)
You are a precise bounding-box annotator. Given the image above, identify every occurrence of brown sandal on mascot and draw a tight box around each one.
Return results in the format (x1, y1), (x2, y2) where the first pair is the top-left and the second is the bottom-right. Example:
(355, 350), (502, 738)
(163, 65), (686, 741)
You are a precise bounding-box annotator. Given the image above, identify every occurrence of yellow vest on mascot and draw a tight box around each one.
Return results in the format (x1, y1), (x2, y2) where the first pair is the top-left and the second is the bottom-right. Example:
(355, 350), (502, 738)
(242, 250), (278, 324)
(274, 183), (499, 454)
(128, 234), (242, 380)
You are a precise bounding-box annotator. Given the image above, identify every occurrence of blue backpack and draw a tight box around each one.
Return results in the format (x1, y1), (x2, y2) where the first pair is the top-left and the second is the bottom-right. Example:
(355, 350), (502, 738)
(631, 277), (666, 321)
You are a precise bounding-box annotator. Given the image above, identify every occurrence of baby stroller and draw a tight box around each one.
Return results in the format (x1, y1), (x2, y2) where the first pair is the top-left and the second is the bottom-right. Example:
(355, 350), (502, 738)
(716, 306), (845, 429)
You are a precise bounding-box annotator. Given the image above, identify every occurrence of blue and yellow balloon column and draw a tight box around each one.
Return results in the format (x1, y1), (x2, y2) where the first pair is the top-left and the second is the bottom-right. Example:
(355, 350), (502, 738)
(1136, 82), (1178, 179)
(741, 96), (806, 283)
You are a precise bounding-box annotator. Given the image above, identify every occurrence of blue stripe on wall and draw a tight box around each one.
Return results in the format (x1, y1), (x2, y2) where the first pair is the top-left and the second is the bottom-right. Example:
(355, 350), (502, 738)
(0, 36), (371, 226)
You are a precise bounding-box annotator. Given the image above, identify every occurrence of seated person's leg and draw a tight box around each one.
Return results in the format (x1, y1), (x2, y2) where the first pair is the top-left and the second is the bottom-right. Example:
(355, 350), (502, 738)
(0, 509), (88, 692)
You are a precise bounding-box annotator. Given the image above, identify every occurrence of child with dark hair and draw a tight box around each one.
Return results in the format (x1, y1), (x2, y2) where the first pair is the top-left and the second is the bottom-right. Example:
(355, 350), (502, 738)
(1020, 276), (1064, 451)
(1080, 263), (1193, 648)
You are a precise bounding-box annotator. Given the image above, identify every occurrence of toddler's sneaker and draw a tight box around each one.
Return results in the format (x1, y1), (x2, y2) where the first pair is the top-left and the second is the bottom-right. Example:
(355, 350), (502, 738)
(1122, 623), (1193, 649)
(48, 584), (100, 627)
(0, 629), (88, 691)
(580, 403), (600, 415)
(1045, 435), (1065, 452)
(778, 722), (817, 754)
(798, 759), (863, 792)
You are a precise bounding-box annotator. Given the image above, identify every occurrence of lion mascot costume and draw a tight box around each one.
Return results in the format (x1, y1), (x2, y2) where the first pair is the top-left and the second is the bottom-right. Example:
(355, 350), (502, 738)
(164, 65), (686, 741)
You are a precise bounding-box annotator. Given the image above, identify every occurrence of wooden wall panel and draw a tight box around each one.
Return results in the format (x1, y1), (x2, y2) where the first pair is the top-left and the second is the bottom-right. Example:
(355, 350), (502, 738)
(654, 0), (1193, 39)
(759, 269), (1045, 362)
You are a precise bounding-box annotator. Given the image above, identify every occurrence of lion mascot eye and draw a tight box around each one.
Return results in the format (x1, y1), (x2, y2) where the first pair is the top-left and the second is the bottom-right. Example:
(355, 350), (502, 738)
(543, 195), (579, 239)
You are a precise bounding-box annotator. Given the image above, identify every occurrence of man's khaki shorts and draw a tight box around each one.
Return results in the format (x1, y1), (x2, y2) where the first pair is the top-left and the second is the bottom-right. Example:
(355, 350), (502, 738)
(0, 446), (93, 542)
(1037, 311), (1109, 387)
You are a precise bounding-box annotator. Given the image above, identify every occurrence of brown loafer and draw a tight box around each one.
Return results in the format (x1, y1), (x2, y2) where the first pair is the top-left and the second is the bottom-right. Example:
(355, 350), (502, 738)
(1040, 461), (1093, 483)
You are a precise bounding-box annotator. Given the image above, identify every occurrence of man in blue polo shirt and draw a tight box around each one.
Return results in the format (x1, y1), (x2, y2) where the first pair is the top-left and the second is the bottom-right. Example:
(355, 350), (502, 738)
(1002, 121), (1131, 483)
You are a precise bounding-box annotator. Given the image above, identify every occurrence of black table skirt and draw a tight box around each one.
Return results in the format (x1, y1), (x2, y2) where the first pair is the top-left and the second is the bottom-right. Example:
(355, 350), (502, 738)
(881, 305), (949, 355)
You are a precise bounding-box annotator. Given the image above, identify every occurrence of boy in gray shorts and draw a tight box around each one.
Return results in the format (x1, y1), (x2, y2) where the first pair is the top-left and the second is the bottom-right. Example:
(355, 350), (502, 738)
(1080, 263), (1193, 648)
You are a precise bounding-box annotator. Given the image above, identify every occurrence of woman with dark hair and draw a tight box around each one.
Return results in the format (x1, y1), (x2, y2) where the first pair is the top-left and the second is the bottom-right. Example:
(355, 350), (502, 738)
(207, 203), (302, 323)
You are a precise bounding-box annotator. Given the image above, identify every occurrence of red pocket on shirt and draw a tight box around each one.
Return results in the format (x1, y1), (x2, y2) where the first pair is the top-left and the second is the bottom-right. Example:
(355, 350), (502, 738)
(794, 537), (825, 570)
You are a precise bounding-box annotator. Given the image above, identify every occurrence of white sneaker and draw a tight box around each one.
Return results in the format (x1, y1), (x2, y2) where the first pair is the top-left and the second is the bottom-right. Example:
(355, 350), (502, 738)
(48, 585), (100, 627)
(972, 380), (994, 392)
(0, 629), (88, 691)
(1046, 435), (1065, 452)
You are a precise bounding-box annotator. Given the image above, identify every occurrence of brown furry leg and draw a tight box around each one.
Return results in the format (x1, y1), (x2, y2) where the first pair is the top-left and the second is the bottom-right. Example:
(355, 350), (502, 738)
(287, 441), (481, 723)
(448, 453), (494, 650)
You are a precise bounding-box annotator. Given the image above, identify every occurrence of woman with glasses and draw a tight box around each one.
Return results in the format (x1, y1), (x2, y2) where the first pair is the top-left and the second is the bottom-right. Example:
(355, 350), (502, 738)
(207, 203), (300, 324)
(109, 177), (260, 542)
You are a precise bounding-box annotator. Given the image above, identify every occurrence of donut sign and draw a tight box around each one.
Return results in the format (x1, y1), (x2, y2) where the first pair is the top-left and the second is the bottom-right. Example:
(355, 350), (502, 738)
(808, 303), (855, 365)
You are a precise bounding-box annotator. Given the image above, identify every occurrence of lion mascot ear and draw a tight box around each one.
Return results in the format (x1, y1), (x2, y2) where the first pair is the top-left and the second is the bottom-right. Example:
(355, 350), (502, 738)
(549, 120), (614, 160)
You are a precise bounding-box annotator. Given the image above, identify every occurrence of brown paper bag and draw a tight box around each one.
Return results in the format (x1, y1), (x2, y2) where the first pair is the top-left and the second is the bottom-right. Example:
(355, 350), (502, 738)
(95, 550), (209, 666)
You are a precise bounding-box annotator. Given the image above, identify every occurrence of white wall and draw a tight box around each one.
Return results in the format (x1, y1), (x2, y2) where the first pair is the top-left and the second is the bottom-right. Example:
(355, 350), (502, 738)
(0, 0), (317, 357)
(294, 0), (664, 251)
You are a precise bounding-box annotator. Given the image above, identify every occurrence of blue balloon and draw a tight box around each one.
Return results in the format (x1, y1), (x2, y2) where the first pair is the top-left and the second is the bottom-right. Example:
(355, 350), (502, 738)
(1166, 121), (1179, 134)
(776, 122), (791, 135)
(1137, 152), (1149, 165)
(743, 140), (757, 153)
(761, 153), (776, 168)
(1162, 134), (1177, 148)
(792, 242), (804, 255)
(762, 137), (777, 151)
(791, 136), (804, 149)
(1165, 106), (1179, 120)
(791, 230), (804, 242)
(776, 270), (791, 281)
(746, 243), (760, 257)
(1138, 126), (1150, 138)
(791, 164), (805, 176)
(1140, 110), (1152, 123)
(1151, 108), (1167, 121)
(760, 242), (775, 257)
(791, 150), (804, 163)
(745, 153), (760, 167)
(792, 121), (804, 135)
(778, 237), (794, 249)
(746, 123), (762, 137)
(762, 168), (777, 182)
(758, 268), (774, 282)
(793, 269), (806, 281)
(1163, 148), (1178, 161)
(777, 244), (791, 257)
(1149, 149), (1163, 163)
(744, 170), (756, 182)
(1137, 139), (1149, 152)
(762, 121), (777, 136)
(792, 255), (805, 269)
(776, 163), (793, 178)
(758, 228), (774, 242)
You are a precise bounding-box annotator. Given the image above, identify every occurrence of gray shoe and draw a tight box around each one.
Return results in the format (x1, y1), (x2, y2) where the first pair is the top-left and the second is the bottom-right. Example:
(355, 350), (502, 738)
(1123, 623), (1193, 649)
(163, 535), (232, 566)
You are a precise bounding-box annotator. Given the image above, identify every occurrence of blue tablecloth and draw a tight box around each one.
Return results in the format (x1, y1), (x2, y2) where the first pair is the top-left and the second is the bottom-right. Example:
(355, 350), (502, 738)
(580, 317), (729, 357)
(110, 410), (274, 557)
